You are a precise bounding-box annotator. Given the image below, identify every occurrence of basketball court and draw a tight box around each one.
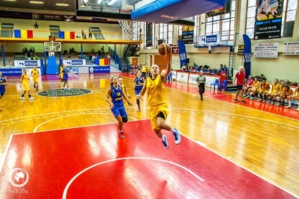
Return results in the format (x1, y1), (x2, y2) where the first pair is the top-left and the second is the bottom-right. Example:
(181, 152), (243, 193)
(0, 74), (298, 198)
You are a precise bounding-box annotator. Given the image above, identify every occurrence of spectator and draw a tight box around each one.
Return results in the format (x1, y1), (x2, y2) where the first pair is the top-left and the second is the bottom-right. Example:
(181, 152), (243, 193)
(242, 75), (253, 96)
(258, 78), (270, 102)
(234, 66), (246, 103)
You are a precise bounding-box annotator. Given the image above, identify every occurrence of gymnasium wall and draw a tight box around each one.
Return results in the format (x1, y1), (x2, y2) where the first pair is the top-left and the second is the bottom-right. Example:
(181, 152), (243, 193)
(138, 0), (299, 82)
(0, 18), (123, 55)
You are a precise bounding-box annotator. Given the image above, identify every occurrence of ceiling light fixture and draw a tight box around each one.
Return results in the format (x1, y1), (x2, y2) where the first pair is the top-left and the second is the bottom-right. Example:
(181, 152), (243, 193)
(56, 3), (69, 6)
(108, 0), (117, 5)
(29, 1), (44, 4)
(3, 0), (17, 2)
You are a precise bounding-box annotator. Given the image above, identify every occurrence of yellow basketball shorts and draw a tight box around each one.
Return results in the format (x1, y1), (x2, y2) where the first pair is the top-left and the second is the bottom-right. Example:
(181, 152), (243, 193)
(149, 104), (169, 131)
(22, 83), (30, 91)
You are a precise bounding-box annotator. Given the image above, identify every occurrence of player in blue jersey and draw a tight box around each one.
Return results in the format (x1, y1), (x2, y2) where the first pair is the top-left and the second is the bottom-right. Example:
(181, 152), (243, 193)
(62, 65), (70, 89)
(133, 71), (144, 111)
(0, 72), (8, 110)
(106, 76), (132, 138)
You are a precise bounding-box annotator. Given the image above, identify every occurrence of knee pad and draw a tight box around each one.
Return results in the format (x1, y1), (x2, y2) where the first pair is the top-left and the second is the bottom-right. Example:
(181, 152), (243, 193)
(122, 116), (128, 123)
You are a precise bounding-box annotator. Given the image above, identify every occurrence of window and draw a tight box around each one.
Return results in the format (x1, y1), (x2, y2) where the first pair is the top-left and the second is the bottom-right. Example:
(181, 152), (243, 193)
(194, 15), (200, 43)
(159, 23), (173, 44)
(245, 0), (297, 38)
(205, 0), (235, 41)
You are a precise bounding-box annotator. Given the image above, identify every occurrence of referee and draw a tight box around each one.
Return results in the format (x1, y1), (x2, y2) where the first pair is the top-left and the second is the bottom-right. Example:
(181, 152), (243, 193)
(196, 70), (206, 101)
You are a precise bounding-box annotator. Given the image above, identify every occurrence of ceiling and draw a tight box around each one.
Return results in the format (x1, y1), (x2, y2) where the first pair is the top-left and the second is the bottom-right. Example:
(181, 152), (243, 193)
(0, 0), (143, 14)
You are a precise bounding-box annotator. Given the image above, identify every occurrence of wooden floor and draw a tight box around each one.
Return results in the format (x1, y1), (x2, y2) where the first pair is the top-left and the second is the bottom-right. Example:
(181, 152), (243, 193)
(0, 73), (298, 197)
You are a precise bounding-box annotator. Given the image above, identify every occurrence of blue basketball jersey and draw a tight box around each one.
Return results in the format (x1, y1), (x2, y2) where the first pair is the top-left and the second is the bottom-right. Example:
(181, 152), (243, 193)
(135, 77), (143, 90)
(111, 85), (124, 107)
(0, 77), (6, 88)
(63, 68), (68, 80)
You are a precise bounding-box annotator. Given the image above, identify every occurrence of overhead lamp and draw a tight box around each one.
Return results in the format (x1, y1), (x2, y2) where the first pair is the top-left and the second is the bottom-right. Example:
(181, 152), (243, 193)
(4, 0), (17, 2)
(29, 1), (44, 4)
(108, 0), (117, 5)
(56, 3), (69, 6)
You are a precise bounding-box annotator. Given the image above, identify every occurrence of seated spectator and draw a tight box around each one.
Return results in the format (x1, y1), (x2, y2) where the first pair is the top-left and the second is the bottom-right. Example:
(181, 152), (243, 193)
(286, 84), (299, 109)
(242, 75), (253, 96)
(182, 64), (187, 71)
(278, 84), (293, 106)
(266, 78), (280, 104)
(219, 64), (224, 72)
(246, 77), (260, 99)
(271, 81), (285, 105)
(258, 78), (270, 102)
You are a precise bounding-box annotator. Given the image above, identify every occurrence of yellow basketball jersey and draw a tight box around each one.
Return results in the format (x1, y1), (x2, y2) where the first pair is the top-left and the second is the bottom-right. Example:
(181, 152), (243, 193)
(22, 74), (29, 84)
(272, 83), (279, 93)
(253, 81), (259, 89)
(59, 66), (63, 74)
(31, 69), (39, 78)
(146, 75), (167, 106)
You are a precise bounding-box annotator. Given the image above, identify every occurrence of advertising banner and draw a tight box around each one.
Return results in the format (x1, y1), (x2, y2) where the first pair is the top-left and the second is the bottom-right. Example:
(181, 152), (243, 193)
(283, 42), (299, 55)
(254, 43), (279, 58)
(254, 0), (284, 40)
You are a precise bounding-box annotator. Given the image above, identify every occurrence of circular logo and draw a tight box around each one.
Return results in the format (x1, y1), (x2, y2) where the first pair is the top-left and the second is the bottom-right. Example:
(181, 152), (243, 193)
(89, 67), (94, 73)
(9, 168), (29, 188)
(37, 88), (92, 97)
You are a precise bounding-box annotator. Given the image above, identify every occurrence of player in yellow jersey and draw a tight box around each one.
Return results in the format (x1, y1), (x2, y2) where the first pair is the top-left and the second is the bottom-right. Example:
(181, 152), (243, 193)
(246, 77), (260, 99)
(31, 66), (39, 91)
(266, 78), (280, 104)
(286, 85), (299, 109)
(140, 47), (181, 149)
(258, 78), (270, 102)
(59, 64), (64, 87)
(278, 84), (293, 106)
(20, 69), (34, 100)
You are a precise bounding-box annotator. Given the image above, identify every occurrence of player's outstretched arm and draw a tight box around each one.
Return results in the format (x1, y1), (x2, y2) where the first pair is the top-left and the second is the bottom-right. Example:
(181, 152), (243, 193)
(122, 87), (132, 105)
(161, 48), (172, 80)
(105, 88), (113, 108)
(140, 79), (147, 97)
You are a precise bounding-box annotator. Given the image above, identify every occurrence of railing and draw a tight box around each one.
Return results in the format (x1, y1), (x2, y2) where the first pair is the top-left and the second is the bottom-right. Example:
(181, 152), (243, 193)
(0, 29), (122, 40)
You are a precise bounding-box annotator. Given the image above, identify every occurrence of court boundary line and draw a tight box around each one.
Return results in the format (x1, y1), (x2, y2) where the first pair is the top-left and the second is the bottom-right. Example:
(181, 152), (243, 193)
(0, 134), (13, 173)
(62, 157), (204, 199)
(31, 116), (142, 135)
(182, 135), (299, 198)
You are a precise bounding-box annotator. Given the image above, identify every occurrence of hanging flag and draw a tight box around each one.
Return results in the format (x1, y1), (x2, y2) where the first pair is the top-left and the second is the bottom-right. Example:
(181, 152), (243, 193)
(243, 34), (251, 78)
(178, 40), (187, 69)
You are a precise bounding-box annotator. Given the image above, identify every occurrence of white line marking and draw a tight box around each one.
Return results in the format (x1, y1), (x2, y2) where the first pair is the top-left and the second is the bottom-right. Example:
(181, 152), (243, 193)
(182, 135), (299, 198)
(62, 157), (204, 199)
(0, 134), (13, 172)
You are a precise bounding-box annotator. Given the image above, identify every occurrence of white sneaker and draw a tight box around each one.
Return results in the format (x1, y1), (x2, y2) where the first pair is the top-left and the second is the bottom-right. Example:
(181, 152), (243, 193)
(29, 97), (34, 100)
(285, 105), (291, 109)
(162, 135), (169, 149)
(20, 97), (25, 100)
(297, 107), (299, 111)
(172, 128), (181, 145)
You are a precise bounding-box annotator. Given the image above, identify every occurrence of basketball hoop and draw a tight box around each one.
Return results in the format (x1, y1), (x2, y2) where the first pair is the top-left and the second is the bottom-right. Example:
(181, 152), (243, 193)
(44, 41), (61, 56)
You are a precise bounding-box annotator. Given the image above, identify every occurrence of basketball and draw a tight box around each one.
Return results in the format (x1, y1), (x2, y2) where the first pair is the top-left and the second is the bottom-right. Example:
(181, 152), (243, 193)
(158, 43), (171, 55)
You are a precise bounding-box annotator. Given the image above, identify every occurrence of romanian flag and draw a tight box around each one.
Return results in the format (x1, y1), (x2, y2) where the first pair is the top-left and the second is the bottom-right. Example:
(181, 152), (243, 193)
(64, 31), (75, 40)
